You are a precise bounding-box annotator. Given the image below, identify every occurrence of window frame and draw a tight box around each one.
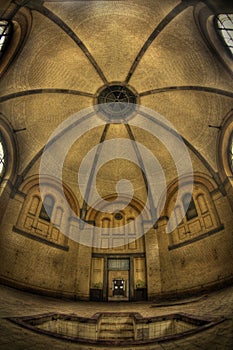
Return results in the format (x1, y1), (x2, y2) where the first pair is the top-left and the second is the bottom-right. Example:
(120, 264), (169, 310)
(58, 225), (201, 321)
(194, 3), (233, 74)
(0, 131), (7, 183)
(182, 193), (198, 222)
(39, 194), (55, 222)
(0, 20), (13, 59)
(215, 14), (233, 56)
(0, 8), (32, 78)
(228, 131), (233, 173)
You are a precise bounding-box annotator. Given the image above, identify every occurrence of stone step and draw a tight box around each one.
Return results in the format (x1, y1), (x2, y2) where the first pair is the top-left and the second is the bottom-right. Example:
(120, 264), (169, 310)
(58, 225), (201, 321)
(99, 316), (134, 339)
(100, 321), (133, 326)
(99, 323), (134, 332)
(100, 318), (133, 324)
(98, 330), (134, 340)
(99, 336), (134, 340)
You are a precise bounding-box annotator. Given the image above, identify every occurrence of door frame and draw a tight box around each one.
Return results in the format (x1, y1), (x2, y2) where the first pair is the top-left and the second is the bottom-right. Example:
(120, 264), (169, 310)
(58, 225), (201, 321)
(92, 253), (146, 301)
(104, 256), (133, 301)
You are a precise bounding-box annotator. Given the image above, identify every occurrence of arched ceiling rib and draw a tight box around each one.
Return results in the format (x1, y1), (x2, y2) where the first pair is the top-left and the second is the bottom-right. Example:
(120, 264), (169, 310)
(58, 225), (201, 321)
(80, 123), (110, 221)
(7, 103), (224, 195)
(32, 3), (108, 85)
(125, 0), (194, 84)
(0, 89), (94, 103)
(139, 86), (233, 99)
(0, 85), (233, 104)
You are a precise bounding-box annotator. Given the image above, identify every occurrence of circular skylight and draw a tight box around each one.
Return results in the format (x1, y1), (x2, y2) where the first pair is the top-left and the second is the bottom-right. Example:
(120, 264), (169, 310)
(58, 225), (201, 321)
(97, 84), (137, 119)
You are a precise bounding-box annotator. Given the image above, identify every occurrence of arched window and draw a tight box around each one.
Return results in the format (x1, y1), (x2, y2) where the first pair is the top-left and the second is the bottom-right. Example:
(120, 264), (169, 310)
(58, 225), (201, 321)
(228, 132), (233, 173)
(0, 20), (13, 57)
(0, 133), (6, 183)
(169, 184), (222, 247)
(194, 4), (233, 74)
(39, 194), (55, 222)
(16, 191), (67, 248)
(216, 14), (233, 55)
(182, 193), (198, 221)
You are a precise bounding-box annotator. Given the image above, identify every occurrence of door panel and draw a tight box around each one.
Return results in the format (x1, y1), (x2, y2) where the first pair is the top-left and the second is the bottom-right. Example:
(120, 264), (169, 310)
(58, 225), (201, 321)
(108, 270), (129, 299)
(113, 279), (125, 296)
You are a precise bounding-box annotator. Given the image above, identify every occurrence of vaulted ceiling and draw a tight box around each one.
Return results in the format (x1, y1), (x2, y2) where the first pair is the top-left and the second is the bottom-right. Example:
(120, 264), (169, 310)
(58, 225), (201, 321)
(0, 0), (233, 209)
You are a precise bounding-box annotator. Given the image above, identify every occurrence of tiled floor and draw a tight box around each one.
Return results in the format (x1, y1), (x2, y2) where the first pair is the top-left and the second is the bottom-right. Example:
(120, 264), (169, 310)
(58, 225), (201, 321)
(0, 284), (233, 349)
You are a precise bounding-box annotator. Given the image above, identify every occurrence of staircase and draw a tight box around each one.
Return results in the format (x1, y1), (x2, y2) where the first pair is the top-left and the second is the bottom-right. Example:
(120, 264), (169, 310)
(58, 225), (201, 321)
(98, 314), (134, 341)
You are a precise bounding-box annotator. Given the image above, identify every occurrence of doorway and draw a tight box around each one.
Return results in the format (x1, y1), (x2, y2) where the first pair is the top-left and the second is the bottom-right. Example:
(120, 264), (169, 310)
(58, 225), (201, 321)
(107, 258), (130, 301)
(113, 279), (125, 296)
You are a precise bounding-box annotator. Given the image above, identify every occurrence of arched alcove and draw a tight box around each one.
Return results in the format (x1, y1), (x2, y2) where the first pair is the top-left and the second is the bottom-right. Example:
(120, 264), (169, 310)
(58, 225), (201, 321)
(0, 113), (17, 221)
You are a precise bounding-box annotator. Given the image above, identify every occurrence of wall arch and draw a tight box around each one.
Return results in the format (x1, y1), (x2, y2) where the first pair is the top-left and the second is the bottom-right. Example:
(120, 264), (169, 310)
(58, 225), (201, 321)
(86, 194), (150, 223)
(0, 114), (18, 221)
(85, 195), (148, 253)
(163, 173), (222, 246)
(0, 7), (32, 78)
(194, 1), (233, 74)
(16, 174), (80, 247)
(0, 113), (18, 184)
(217, 109), (233, 180)
(159, 172), (217, 218)
(19, 174), (80, 216)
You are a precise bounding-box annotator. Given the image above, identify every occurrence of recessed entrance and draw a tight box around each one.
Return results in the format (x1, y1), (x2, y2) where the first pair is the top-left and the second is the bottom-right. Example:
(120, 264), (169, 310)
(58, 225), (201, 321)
(90, 255), (148, 301)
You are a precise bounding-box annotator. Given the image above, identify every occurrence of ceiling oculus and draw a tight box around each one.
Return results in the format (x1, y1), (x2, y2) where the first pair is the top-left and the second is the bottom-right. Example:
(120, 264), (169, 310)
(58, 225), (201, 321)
(96, 84), (138, 120)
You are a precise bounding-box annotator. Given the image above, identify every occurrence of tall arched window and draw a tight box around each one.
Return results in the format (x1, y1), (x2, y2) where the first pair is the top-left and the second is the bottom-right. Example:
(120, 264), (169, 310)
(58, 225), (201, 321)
(0, 133), (6, 183)
(194, 4), (233, 74)
(39, 194), (55, 222)
(15, 190), (68, 248)
(182, 193), (198, 221)
(169, 184), (222, 247)
(229, 132), (233, 173)
(216, 14), (233, 55)
(0, 20), (13, 57)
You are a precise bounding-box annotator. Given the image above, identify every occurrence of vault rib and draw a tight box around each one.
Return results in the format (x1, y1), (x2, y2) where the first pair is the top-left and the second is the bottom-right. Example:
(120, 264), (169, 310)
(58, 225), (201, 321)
(139, 86), (233, 99)
(11, 110), (96, 192)
(124, 123), (157, 223)
(124, 1), (196, 84)
(0, 88), (94, 103)
(137, 109), (226, 195)
(80, 123), (110, 222)
(31, 4), (108, 85)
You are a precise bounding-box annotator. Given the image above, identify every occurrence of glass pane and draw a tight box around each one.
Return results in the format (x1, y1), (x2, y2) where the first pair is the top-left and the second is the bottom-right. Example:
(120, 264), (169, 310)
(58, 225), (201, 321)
(0, 20), (12, 55)
(108, 259), (129, 271)
(39, 195), (55, 221)
(0, 36), (6, 45)
(182, 193), (198, 221)
(216, 14), (233, 54)
(0, 135), (6, 180)
(229, 133), (233, 172)
(44, 195), (54, 207)
(0, 141), (3, 158)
